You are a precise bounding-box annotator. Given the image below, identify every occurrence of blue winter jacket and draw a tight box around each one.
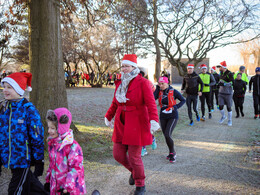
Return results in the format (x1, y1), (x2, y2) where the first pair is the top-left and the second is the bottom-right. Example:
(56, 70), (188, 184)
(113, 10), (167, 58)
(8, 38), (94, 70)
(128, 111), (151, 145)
(0, 98), (44, 169)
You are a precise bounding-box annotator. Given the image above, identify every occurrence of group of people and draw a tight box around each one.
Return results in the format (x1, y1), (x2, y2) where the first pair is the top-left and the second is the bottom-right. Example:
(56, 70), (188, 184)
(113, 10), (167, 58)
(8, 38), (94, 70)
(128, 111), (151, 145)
(0, 53), (259, 195)
(181, 62), (260, 127)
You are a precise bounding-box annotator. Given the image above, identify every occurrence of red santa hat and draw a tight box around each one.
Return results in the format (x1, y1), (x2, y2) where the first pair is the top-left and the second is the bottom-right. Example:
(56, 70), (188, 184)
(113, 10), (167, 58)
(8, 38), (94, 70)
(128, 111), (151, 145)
(211, 66), (216, 72)
(122, 54), (137, 67)
(217, 61), (227, 68)
(200, 64), (207, 69)
(187, 64), (194, 69)
(1, 72), (32, 96)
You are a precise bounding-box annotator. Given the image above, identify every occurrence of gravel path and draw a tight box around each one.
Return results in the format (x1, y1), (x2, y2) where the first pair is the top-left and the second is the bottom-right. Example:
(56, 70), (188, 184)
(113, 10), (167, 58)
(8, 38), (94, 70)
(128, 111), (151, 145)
(0, 86), (259, 195)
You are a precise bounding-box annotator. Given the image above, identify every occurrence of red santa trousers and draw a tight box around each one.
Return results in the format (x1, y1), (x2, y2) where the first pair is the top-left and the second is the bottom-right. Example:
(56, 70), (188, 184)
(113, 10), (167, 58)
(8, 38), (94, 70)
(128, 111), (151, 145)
(113, 142), (145, 187)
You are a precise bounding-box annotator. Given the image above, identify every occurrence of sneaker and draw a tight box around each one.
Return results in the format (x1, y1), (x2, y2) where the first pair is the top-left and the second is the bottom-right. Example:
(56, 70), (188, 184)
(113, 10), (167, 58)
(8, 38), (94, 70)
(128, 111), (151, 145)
(129, 174), (135, 185)
(196, 114), (200, 121)
(219, 116), (227, 124)
(217, 105), (220, 110)
(211, 109), (214, 112)
(235, 115), (239, 118)
(254, 115), (258, 119)
(228, 120), (232, 126)
(241, 112), (244, 117)
(209, 113), (212, 119)
(141, 147), (148, 156)
(200, 116), (205, 121)
(151, 139), (157, 150)
(189, 120), (194, 126)
(134, 186), (146, 195)
(91, 190), (101, 195)
(166, 152), (176, 160)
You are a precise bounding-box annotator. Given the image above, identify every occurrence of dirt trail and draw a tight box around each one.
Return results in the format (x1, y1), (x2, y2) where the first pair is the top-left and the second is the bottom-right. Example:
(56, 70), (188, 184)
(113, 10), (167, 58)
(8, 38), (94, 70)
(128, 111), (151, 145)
(0, 87), (259, 195)
(97, 92), (260, 195)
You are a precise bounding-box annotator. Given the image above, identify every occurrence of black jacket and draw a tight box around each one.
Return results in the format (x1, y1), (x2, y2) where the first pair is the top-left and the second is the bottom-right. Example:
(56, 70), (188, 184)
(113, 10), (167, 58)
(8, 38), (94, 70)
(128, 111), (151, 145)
(249, 75), (260, 96)
(212, 72), (220, 91)
(181, 72), (204, 95)
(233, 79), (247, 96)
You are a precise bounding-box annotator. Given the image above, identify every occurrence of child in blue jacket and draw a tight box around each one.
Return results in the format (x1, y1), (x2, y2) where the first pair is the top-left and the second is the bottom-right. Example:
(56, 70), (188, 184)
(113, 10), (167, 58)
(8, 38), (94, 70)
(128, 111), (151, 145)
(0, 72), (46, 195)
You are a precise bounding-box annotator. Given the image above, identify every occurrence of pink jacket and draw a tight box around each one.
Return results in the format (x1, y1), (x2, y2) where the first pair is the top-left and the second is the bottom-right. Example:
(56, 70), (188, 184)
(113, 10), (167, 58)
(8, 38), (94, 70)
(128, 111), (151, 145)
(46, 108), (87, 195)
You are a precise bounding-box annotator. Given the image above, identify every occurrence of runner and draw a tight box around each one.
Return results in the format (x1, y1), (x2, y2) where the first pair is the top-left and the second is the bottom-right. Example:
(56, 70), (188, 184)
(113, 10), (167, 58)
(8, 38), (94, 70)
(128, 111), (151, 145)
(249, 67), (260, 119)
(104, 54), (160, 195)
(198, 64), (216, 121)
(234, 66), (249, 84)
(181, 64), (204, 126)
(217, 61), (234, 126)
(233, 73), (247, 118)
(210, 66), (220, 111)
(154, 76), (185, 163)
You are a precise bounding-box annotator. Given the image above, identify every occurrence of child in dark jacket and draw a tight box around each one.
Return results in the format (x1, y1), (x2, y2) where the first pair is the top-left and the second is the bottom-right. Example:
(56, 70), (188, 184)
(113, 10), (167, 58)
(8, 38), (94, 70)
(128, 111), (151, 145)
(0, 72), (46, 194)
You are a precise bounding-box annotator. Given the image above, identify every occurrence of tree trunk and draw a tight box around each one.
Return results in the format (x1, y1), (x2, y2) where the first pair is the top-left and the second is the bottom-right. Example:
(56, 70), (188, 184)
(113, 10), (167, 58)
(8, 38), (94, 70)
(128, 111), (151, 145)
(28, 0), (78, 145)
(153, 0), (161, 82)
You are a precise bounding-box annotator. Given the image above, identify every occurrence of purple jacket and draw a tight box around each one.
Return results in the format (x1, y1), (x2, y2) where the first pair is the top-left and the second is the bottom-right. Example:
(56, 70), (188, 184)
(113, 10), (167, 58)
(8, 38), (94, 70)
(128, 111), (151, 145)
(46, 108), (86, 195)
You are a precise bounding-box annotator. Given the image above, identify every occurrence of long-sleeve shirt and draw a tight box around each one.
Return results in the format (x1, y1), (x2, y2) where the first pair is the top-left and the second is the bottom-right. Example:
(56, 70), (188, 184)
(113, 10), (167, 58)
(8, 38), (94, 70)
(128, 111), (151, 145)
(181, 72), (204, 95)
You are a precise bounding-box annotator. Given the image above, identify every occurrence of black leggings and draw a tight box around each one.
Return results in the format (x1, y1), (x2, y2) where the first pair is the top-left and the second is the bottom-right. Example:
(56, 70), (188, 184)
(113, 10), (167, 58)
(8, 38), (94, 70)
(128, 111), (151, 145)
(186, 95), (199, 121)
(199, 92), (211, 116)
(211, 90), (219, 109)
(160, 118), (178, 154)
(253, 94), (260, 115)
(233, 95), (245, 116)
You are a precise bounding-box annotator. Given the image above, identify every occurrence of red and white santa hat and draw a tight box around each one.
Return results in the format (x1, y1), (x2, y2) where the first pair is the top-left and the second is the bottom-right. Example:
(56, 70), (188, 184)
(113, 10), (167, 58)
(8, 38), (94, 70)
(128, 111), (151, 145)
(1, 72), (32, 96)
(217, 61), (227, 68)
(211, 66), (216, 72)
(122, 54), (137, 67)
(200, 64), (207, 69)
(187, 64), (194, 69)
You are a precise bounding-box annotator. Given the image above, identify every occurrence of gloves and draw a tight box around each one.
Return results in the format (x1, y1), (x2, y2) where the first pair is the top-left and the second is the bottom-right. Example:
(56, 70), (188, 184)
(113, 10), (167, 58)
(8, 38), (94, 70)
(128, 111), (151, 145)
(33, 160), (44, 177)
(224, 82), (232, 87)
(44, 183), (50, 192)
(58, 189), (70, 195)
(104, 117), (113, 128)
(150, 120), (160, 134)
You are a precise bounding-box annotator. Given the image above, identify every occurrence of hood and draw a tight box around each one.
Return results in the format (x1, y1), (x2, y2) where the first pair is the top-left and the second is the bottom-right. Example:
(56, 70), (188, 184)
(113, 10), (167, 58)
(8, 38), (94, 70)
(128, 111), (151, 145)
(53, 107), (72, 135)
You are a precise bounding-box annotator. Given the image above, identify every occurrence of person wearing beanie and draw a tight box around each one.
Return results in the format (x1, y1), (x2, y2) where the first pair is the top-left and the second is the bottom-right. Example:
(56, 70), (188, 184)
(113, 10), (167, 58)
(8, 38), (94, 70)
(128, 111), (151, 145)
(0, 72), (46, 194)
(249, 67), (260, 119)
(217, 61), (235, 126)
(234, 65), (249, 84)
(233, 73), (247, 118)
(210, 66), (220, 111)
(154, 76), (185, 163)
(198, 64), (216, 121)
(45, 108), (87, 195)
(104, 54), (160, 195)
(181, 64), (204, 126)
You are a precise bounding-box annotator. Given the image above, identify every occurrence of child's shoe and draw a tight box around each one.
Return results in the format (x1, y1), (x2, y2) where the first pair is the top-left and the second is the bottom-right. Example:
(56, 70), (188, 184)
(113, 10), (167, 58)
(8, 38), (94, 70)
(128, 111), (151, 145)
(141, 147), (148, 156)
(151, 139), (157, 150)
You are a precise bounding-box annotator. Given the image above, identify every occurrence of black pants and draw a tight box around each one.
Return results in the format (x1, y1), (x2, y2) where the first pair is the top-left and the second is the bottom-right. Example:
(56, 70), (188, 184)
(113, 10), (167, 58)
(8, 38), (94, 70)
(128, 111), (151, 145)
(199, 92), (211, 116)
(253, 94), (260, 115)
(8, 168), (48, 195)
(233, 95), (245, 116)
(186, 94), (199, 121)
(160, 118), (178, 154)
(211, 90), (219, 109)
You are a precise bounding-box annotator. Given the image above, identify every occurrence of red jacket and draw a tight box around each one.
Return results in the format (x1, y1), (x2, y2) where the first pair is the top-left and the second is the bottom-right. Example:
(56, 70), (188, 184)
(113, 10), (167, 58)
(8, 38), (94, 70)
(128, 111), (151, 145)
(105, 75), (159, 146)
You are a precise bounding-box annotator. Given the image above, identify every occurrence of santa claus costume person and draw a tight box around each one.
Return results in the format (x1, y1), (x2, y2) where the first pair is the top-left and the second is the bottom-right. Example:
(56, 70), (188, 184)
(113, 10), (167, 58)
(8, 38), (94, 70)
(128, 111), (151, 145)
(105, 54), (160, 195)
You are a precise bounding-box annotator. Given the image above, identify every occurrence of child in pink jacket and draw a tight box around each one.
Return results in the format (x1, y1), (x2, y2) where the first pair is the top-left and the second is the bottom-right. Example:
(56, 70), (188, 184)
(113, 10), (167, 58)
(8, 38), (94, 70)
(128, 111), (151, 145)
(44, 107), (87, 195)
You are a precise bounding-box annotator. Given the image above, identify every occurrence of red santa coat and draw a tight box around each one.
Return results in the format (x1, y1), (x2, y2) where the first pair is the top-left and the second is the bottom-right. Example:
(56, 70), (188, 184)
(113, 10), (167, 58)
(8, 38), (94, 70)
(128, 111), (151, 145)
(105, 75), (159, 146)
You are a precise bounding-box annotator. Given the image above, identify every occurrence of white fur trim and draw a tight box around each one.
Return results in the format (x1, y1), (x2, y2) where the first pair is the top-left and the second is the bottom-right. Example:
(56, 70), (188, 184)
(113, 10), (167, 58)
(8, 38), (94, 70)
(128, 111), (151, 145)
(27, 86), (32, 92)
(187, 66), (194, 69)
(201, 66), (207, 69)
(1, 77), (24, 96)
(122, 60), (137, 67)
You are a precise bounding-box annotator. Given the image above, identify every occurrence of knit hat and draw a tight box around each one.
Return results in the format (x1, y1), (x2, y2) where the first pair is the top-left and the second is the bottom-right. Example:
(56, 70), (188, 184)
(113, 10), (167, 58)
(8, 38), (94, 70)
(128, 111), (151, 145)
(200, 64), (207, 69)
(1, 72), (32, 96)
(239, 66), (245, 71)
(122, 54), (137, 67)
(256, 67), (260, 72)
(187, 64), (194, 69)
(217, 61), (227, 68)
(211, 66), (216, 72)
(47, 108), (72, 135)
(158, 76), (169, 84)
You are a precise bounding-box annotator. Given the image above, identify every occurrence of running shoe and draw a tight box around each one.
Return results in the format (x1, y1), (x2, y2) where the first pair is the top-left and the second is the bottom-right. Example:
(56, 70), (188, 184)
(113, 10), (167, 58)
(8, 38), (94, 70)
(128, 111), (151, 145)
(200, 116), (205, 121)
(219, 116), (227, 124)
(217, 105), (220, 110)
(141, 147), (148, 156)
(134, 186), (146, 195)
(209, 113), (212, 119)
(228, 120), (232, 126)
(166, 152), (176, 159)
(211, 109), (214, 112)
(189, 120), (194, 126)
(151, 139), (157, 150)
(241, 112), (244, 117)
(254, 115), (258, 119)
(196, 114), (200, 121)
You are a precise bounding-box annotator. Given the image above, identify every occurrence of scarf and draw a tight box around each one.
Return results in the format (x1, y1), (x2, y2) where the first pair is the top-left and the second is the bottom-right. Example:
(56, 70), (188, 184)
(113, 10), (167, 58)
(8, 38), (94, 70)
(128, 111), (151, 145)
(115, 68), (140, 103)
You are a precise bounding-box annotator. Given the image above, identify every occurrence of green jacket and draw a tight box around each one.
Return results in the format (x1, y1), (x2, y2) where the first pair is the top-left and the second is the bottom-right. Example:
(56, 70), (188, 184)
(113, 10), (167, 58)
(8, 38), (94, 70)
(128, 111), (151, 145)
(199, 72), (216, 92)
(234, 71), (249, 84)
